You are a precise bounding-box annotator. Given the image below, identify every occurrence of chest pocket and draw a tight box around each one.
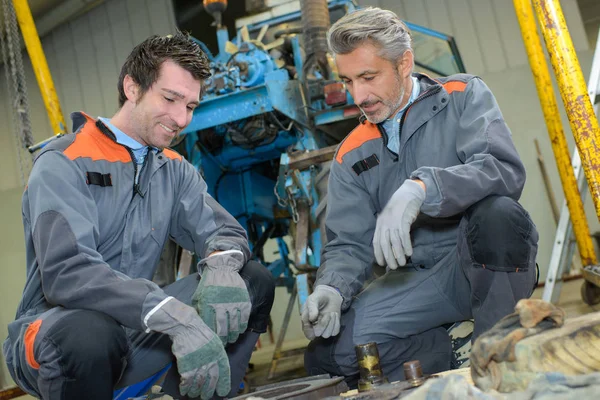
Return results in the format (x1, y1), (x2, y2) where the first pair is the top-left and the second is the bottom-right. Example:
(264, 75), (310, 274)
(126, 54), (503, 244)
(149, 187), (170, 247)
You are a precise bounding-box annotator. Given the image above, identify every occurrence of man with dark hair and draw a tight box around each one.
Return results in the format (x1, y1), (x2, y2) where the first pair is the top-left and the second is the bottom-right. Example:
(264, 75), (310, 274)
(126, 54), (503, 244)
(3, 32), (275, 400)
(302, 7), (538, 385)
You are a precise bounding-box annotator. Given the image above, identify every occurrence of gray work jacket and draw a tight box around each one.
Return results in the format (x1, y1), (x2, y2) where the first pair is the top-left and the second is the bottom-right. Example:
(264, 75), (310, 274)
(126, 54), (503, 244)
(318, 73), (526, 310)
(5, 112), (250, 341)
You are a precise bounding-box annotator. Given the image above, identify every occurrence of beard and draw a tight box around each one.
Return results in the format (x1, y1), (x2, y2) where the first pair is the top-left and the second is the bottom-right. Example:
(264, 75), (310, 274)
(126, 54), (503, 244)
(361, 72), (406, 124)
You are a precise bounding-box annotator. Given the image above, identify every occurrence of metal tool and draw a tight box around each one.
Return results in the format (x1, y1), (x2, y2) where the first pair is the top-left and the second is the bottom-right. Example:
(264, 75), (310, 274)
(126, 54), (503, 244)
(343, 359), (437, 399)
(232, 374), (348, 399)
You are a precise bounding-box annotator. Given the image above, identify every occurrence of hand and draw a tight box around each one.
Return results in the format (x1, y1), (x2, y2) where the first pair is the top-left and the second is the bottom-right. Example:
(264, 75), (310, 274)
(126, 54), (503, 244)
(192, 250), (252, 344)
(373, 179), (426, 269)
(301, 285), (343, 340)
(145, 298), (230, 399)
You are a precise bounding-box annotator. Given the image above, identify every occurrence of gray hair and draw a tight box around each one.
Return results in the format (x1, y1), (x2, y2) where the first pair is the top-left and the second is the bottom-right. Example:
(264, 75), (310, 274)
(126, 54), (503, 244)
(327, 7), (412, 65)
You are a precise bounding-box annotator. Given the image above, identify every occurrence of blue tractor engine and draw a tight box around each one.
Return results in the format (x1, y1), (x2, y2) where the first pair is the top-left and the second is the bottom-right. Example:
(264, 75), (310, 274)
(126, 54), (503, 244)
(177, 0), (362, 290)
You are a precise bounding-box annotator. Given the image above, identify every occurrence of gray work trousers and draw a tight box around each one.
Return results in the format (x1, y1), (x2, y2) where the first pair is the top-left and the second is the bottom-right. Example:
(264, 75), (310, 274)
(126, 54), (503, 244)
(305, 196), (538, 387)
(4, 260), (275, 399)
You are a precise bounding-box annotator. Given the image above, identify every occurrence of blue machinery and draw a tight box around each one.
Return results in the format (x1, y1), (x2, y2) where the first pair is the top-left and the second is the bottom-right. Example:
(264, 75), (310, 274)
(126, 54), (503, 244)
(176, 0), (467, 378)
(180, 0), (466, 300)
(181, 1), (363, 292)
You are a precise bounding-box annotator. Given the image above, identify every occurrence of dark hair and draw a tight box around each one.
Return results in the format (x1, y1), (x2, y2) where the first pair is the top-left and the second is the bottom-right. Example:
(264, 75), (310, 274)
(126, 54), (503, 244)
(117, 31), (211, 107)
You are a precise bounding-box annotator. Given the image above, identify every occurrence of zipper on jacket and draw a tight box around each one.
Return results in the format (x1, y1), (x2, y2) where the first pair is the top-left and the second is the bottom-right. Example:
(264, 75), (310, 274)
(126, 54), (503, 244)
(125, 147), (147, 199)
(382, 85), (442, 161)
(398, 85), (442, 143)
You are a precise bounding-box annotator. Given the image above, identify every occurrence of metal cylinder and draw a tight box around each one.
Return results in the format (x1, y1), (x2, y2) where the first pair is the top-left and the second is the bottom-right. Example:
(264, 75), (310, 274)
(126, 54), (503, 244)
(299, 0), (330, 58)
(403, 360), (425, 386)
(355, 342), (388, 392)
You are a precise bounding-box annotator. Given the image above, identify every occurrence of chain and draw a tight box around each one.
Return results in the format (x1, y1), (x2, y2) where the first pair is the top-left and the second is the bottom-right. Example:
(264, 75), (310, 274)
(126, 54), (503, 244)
(274, 172), (300, 222)
(287, 187), (299, 223)
(274, 173), (289, 207)
(2, 0), (33, 186)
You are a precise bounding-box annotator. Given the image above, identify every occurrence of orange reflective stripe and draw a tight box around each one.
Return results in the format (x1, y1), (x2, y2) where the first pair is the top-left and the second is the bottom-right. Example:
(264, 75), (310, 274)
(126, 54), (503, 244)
(162, 148), (183, 161)
(64, 123), (131, 163)
(335, 123), (381, 163)
(443, 81), (467, 94)
(24, 319), (42, 370)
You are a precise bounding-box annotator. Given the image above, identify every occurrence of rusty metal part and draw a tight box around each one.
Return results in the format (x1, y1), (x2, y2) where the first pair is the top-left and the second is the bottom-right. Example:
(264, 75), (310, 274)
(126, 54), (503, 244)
(582, 265), (600, 304)
(300, 0), (331, 80)
(233, 375), (348, 399)
(0, 386), (26, 400)
(299, 0), (330, 58)
(288, 145), (338, 171)
(343, 376), (439, 399)
(355, 342), (389, 392)
(514, 0), (597, 266)
(403, 360), (425, 386)
(533, 0), (600, 228)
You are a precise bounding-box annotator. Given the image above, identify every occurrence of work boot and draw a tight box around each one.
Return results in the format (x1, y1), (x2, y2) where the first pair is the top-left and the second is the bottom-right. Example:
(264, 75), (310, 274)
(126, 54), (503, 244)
(447, 320), (474, 369)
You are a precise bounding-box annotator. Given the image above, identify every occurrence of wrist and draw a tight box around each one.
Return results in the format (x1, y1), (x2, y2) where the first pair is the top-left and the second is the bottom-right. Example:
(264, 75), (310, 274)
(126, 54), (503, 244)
(316, 284), (343, 301)
(411, 179), (426, 191)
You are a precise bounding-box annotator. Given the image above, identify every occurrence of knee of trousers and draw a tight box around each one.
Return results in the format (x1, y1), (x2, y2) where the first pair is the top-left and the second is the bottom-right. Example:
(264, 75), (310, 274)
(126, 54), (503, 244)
(463, 196), (538, 271)
(240, 260), (275, 332)
(305, 337), (344, 377)
(36, 310), (128, 383)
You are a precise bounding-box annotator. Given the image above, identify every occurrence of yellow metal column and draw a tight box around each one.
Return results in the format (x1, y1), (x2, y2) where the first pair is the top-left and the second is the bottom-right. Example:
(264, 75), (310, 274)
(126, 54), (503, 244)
(514, 0), (597, 266)
(532, 0), (600, 221)
(12, 0), (65, 135)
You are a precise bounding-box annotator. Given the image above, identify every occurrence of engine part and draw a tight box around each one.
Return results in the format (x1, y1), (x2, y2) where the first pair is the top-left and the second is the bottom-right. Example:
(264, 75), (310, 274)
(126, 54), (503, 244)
(324, 82), (346, 106)
(355, 342), (389, 392)
(232, 374), (349, 399)
(203, 0), (227, 26)
(342, 361), (437, 400)
(403, 360), (425, 386)
(300, 0), (331, 79)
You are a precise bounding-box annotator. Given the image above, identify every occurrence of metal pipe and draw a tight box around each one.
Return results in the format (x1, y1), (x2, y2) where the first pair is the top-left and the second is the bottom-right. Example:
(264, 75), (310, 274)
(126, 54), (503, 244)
(514, 0), (597, 266)
(532, 0), (600, 224)
(12, 0), (66, 135)
(355, 342), (388, 392)
(300, 0), (331, 80)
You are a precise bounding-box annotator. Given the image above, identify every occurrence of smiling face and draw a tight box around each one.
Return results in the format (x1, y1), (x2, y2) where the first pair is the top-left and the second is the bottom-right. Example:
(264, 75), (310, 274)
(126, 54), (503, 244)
(120, 59), (201, 149)
(336, 42), (413, 124)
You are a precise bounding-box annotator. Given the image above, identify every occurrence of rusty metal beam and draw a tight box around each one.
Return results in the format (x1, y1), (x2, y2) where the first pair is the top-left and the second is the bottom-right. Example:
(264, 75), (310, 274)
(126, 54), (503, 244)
(288, 145), (338, 171)
(533, 0), (600, 225)
(515, 0), (597, 266)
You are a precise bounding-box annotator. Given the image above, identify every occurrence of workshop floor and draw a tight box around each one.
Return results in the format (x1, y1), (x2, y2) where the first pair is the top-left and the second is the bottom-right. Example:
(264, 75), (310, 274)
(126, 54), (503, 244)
(13, 278), (600, 399)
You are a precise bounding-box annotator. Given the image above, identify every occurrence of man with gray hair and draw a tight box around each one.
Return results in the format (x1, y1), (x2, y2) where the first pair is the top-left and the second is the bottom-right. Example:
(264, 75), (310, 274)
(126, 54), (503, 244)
(302, 7), (538, 385)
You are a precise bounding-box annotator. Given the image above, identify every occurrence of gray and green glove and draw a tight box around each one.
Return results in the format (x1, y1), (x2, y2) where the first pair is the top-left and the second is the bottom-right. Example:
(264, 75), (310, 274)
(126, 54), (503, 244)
(192, 250), (252, 344)
(145, 297), (230, 399)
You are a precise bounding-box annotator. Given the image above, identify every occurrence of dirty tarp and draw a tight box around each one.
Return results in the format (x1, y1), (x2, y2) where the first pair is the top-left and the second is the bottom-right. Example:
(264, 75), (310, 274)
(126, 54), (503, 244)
(402, 372), (600, 400)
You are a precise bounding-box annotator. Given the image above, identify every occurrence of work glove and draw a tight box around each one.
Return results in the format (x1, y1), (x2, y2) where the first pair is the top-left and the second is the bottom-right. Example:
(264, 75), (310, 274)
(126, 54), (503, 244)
(301, 285), (343, 340)
(145, 297), (230, 399)
(373, 179), (425, 270)
(192, 250), (252, 344)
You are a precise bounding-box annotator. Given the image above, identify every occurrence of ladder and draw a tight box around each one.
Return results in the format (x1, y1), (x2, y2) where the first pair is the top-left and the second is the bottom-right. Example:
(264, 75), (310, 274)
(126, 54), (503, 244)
(543, 27), (600, 303)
